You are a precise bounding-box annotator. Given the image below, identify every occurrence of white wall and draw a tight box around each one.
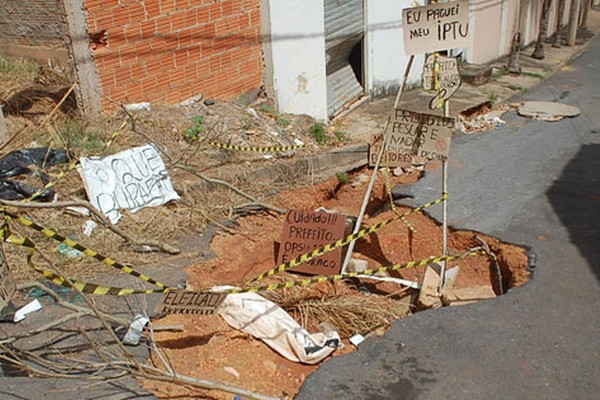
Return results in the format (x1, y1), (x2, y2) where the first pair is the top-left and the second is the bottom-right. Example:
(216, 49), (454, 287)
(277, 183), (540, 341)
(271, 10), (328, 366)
(365, 0), (424, 98)
(265, 0), (328, 121)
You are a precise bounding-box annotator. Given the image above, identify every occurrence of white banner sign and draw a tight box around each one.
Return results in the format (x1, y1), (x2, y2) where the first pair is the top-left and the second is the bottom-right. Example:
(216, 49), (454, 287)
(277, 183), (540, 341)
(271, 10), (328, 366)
(402, 0), (470, 55)
(80, 145), (179, 224)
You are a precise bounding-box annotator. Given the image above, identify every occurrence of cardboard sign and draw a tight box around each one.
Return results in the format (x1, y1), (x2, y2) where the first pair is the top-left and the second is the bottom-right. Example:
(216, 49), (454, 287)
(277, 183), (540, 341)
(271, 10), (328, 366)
(402, 0), (470, 55)
(368, 133), (413, 168)
(277, 210), (347, 276)
(155, 290), (227, 315)
(385, 109), (455, 161)
(0, 258), (16, 311)
(422, 54), (461, 109)
(80, 144), (180, 224)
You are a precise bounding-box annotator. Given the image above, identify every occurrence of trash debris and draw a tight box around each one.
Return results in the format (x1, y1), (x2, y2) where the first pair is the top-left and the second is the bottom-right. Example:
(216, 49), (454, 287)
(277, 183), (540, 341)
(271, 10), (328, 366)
(459, 109), (507, 133)
(223, 366), (240, 379)
(57, 243), (84, 258)
(79, 144), (180, 224)
(347, 258), (368, 273)
(218, 292), (341, 364)
(518, 101), (580, 121)
(0, 148), (70, 200)
(122, 314), (150, 346)
(14, 299), (42, 322)
(356, 274), (421, 290)
(123, 102), (151, 112)
(349, 334), (365, 347)
(1, 259), (16, 311)
(83, 220), (97, 237)
(441, 266), (460, 291)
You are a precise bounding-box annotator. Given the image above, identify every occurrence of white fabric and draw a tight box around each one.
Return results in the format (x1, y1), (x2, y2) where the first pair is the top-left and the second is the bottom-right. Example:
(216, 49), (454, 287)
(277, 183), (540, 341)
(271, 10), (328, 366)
(218, 292), (339, 364)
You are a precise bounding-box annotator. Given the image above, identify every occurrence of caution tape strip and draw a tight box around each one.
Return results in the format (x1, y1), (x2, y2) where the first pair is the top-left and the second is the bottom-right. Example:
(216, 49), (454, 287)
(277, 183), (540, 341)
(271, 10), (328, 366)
(247, 194), (447, 283)
(208, 141), (304, 153)
(1, 211), (171, 290)
(232, 249), (486, 293)
(1, 229), (166, 296)
(382, 164), (417, 234)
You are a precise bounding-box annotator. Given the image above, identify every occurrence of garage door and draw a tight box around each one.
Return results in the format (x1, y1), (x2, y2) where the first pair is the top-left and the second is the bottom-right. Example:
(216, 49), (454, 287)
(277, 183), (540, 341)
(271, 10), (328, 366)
(324, 0), (364, 117)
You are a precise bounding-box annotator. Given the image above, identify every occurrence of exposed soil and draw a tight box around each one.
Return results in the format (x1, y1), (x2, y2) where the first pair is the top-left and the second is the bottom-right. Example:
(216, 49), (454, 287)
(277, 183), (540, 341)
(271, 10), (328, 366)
(0, 55), (529, 400)
(143, 167), (529, 399)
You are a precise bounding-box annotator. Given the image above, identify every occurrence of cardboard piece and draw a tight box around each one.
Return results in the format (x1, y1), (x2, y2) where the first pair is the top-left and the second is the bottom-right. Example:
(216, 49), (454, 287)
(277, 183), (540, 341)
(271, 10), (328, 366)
(422, 54), (462, 109)
(442, 285), (496, 306)
(277, 210), (347, 275)
(80, 144), (180, 224)
(155, 290), (227, 315)
(368, 133), (413, 168)
(384, 109), (455, 161)
(0, 258), (16, 311)
(402, 0), (470, 55)
(417, 263), (442, 308)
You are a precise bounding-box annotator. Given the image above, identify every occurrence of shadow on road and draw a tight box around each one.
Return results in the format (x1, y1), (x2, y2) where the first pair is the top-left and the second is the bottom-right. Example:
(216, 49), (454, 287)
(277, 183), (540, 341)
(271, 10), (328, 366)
(546, 143), (600, 281)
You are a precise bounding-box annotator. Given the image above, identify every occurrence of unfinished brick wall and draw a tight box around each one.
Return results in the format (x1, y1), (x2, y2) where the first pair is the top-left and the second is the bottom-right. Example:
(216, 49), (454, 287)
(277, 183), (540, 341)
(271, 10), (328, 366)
(84, 0), (263, 111)
(0, 0), (66, 47)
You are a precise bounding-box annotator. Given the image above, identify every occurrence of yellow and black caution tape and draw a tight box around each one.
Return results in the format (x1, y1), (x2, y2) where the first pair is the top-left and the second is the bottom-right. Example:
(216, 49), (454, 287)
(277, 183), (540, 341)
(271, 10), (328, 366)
(247, 194), (447, 283)
(1, 211), (171, 290)
(24, 161), (80, 202)
(382, 164), (417, 234)
(208, 141), (304, 153)
(1, 229), (166, 296)
(232, 249), (486, 293)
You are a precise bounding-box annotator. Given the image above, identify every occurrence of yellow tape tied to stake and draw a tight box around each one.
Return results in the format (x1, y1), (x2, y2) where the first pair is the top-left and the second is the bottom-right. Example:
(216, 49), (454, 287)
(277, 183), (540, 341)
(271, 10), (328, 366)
(247, 194), (447, 283)
(208, 141), (304, 153)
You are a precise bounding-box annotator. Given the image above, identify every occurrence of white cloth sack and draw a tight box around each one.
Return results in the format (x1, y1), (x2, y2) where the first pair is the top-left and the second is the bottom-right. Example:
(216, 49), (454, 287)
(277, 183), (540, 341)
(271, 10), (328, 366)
(218, 292), (339, 364)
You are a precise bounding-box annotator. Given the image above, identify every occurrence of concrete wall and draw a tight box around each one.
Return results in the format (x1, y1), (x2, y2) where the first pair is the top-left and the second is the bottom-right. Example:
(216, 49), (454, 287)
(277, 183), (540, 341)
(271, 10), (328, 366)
(365, 0), (425, 97)
(83, 0), (263, 111)
(263, 0), (328, 121)
(0, 0), (69, 63)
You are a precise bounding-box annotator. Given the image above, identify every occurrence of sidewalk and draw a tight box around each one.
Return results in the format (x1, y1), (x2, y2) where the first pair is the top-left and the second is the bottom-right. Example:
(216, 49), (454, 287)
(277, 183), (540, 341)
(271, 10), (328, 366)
(338, 9), (600, 142)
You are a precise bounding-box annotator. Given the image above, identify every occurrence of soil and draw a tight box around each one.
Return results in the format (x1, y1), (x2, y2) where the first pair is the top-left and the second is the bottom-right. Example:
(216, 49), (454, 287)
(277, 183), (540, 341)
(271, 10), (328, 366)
(143, 167), (529, 400)
(0, 55), (530, 400)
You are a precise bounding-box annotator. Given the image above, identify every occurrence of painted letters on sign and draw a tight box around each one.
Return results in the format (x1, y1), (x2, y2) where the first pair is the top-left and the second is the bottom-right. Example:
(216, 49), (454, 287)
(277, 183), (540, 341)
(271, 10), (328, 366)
(80, 145), (180, 224)
(384, 109), (455, 161)
(422, 54), (462, 109)
(402, 0), (470, 55)
(155, 290), (227, 315)
(0, 258), (16, 311)
(278, 210), (347, 276)
(368, 133), (413, 168)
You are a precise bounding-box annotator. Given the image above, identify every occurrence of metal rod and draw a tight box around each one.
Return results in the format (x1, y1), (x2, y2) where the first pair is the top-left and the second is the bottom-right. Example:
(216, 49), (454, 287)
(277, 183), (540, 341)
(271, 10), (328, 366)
(439, 99), (450, 293)
(341, 55), (415, 274)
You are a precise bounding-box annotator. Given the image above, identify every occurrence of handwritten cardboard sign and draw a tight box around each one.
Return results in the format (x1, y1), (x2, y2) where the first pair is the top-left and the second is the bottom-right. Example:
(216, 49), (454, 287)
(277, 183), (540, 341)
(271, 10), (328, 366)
(368, 133), (413, 168)
(402, 0), (470, 55)
(0, 257), (16, 311)
(384, 109), (455, 161)
(80, 144), (180, 224)
(155, 290), (227, 315)
(422, 54), (462, 109)
(277, 210), (347, 276)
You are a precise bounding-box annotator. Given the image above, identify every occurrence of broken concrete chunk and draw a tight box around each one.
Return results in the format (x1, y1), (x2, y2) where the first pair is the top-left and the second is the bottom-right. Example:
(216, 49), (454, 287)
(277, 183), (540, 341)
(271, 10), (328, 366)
(518, 101), (580, 121)
(442, 285), (496, 306)
(347, 258), (368, 273)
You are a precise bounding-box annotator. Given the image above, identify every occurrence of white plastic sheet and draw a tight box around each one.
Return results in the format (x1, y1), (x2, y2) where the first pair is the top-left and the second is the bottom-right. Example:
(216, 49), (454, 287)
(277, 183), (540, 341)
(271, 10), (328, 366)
(218, 292), (340, 364)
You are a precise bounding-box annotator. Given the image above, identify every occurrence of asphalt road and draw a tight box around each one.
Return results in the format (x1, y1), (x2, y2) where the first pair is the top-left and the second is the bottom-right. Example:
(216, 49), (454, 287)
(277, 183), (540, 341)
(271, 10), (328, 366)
(298, 35), (600, 400)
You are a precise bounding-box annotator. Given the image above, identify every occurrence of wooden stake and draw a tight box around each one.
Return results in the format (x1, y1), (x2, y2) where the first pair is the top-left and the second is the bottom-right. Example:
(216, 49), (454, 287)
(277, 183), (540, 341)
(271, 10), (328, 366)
(341, 55), (415, 274)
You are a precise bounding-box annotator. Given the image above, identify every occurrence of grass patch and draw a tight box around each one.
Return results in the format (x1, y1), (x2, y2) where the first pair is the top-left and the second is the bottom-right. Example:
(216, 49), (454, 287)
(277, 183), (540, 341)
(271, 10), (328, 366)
(309, 123), (329, 145)
(485, 91), (499, 104)
(521, 71), (545, 79)
(0, 55), (40, 76)
(507, 84), (526, 92)
(335, 172), (349, 185)
(185, 115), (206, 139)
(334, 129), (349, 142)
(43, 119), (104, 155)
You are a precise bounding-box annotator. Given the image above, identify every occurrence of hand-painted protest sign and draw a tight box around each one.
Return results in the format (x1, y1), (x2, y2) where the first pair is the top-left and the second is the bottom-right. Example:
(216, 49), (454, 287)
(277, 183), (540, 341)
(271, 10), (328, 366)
(368, 133), (413, 168)
(384, 109), (455, 161)
(278, 210), (347, 276)
(156, 290), (227, 315)
(422, 54), (461, 109)
(402, 0), (470, 55)
(80, 144), (180, 224)
(0, 258), (16, 311)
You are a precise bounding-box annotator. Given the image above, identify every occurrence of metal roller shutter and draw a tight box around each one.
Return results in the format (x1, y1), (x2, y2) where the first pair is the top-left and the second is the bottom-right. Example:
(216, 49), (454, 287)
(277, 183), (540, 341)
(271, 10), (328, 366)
(324, 0), (364, 117)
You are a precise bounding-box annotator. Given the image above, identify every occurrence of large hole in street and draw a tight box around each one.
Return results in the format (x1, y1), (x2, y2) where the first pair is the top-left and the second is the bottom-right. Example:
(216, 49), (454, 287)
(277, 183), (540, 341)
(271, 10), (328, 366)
(147, 165), (531, 399)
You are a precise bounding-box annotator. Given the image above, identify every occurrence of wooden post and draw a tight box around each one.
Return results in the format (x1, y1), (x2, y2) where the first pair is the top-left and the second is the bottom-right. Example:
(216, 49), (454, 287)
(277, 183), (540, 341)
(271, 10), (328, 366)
(340, 55), (415, 274)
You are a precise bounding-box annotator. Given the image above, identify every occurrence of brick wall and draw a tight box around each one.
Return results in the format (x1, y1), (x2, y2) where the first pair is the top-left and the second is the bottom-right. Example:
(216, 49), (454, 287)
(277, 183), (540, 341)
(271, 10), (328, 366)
(0, 0), (66, 48)
(84, 0), (263, 111)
